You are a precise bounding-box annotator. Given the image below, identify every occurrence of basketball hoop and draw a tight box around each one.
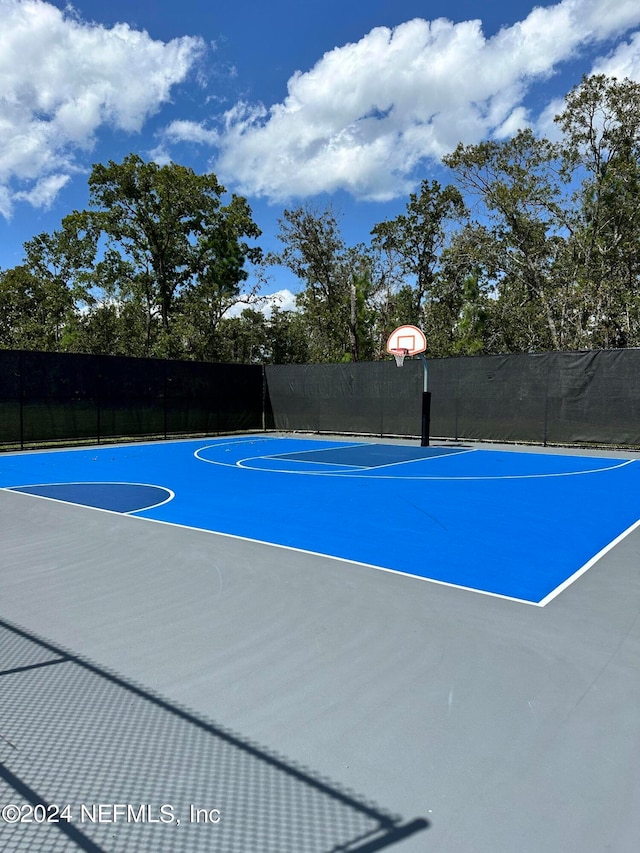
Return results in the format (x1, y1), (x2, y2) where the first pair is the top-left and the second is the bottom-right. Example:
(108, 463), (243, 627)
(385, 324), (430, 446)
(385, 325), (427, 361)
(391, 348), (409, 368)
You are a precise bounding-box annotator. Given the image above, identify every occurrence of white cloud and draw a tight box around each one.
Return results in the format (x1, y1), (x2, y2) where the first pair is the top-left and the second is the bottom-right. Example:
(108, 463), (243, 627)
(213, 0), (640, 202)
(163, 119), (219, 146)
(150, 118), (220, 167)
(493, 107), (531, 139)
(262, 288), (298, 315)
(534, 10), (640, 139)
(224, 288), (298, 319)
(0, 0), (204, 217)
(591, 30), (640, 79)
(14, 173), (71, 209)
(0, 186), (12, 220)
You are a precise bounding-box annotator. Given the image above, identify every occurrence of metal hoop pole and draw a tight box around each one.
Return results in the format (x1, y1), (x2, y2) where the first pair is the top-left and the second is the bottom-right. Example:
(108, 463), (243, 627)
(418, 354), (430, 446)
(418, 353), (429, 392)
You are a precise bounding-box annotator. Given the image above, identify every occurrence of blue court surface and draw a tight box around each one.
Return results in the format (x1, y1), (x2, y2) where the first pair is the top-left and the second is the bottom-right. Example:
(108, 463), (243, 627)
(1, 435), (639, 605)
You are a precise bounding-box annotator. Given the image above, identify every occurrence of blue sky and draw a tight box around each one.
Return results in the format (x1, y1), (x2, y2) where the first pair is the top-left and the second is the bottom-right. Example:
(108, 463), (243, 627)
(2, 0), (640, 309)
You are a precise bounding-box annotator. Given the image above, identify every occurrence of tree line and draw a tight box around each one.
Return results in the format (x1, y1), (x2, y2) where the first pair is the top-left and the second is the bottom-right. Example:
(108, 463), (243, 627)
(1, 75), (640, 364)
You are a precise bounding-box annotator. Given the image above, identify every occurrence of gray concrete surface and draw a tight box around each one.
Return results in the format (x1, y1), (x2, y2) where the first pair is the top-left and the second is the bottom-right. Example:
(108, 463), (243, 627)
(0, 438), (639, 851)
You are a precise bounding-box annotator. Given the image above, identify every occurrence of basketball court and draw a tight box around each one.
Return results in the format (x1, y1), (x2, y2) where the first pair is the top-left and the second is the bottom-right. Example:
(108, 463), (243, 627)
(1, 434), (639, 606)
(1, 432), (639, 852)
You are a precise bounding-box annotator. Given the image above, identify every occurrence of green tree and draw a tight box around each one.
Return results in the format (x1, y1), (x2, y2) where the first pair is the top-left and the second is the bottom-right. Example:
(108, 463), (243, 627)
(7, 219), (100, 350)
(428, 224), (498, 355)
(370, 179), (467, 343)
(62, 302), (149, 357)
(0, 266), (60, 349)
(555, 75), (640, 347)
(83, 154), (262, 357)
(443, 130), (570, 352)
(271, 205), (379, 362)
(266, 307), (310, 364)
(348, 263), (378, 361)
(215, 308), (270, 363)
(178, 195), (264, 360)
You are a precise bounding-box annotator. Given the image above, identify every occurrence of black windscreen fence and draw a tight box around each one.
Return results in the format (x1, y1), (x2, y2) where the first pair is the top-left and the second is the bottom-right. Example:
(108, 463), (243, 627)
(264, 361), (423, 437)
(265, 350), (640, 447)
(0, 351), (263, 448)
(2, 349), (640, 449)
(429, 350), (640, 446)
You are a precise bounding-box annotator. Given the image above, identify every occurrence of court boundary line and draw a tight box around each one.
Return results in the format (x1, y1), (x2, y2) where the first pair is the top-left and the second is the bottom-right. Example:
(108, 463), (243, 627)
(4, 482), (175, 514)
(537, 517), (640, 606)
(0, 433), (269, 458)
(0, 485), (553, 607)
(4, 485), (637, 607)
(87, 512), (548, 607)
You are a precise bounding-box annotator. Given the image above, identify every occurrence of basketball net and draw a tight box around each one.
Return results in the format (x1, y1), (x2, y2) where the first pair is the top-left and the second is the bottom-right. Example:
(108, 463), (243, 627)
(392, 348), (409, 367)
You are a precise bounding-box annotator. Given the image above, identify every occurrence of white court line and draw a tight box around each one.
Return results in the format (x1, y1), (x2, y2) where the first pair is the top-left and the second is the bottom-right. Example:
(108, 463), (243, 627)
(256, 442), (373, 469)
(537, 518), (640, 606)
(195, 440), (637, 481)
(3, 482), (175, 514)
(1, 484), (539, 604)
(237, 456), (369, 471)
(237, 440), (373, 470)
(193, 436), (305, 465)
(195, 438), (475, 475)
(343, 446), (478, 472)
(0, 434), (270, 459)
(126, 487), (175, 514)
(333, 457), (637, 481)
(235, 448), (476, 473)
(260, 444), (477, 472)
(84, 502), (551, 606)
(4, 480), (637, 608)
(262, 441), (371, 458)
(193, 436), (275, 456)
(244, 454), (370, 471)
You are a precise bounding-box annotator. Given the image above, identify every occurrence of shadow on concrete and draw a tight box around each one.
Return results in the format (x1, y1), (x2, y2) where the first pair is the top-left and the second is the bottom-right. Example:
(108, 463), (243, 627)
(0, 618), (428, 852)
